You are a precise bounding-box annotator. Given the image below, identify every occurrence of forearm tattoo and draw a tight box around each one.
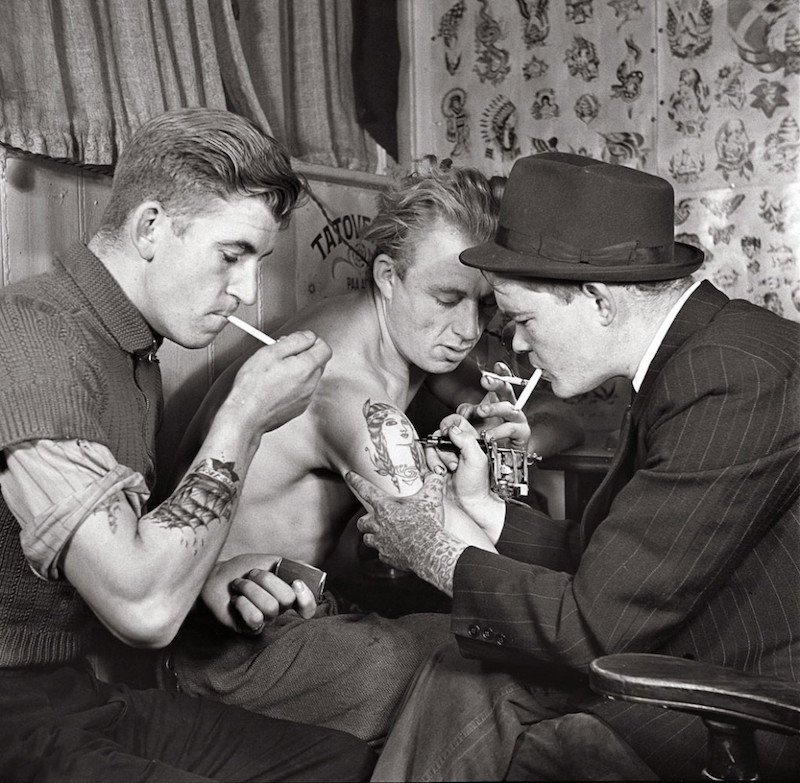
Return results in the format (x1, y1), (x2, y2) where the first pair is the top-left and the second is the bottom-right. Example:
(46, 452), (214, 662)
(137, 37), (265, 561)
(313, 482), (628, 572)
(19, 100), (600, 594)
(97, 492), (126, 533)
(368, 493), (466, 597)
(411, 527), (466, 598)
(147, 458), (240, 553)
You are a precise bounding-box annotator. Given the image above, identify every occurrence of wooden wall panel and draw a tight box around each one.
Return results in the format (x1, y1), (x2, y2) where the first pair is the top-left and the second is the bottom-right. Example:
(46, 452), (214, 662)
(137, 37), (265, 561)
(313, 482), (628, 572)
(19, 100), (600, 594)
(0, 149), (7, 286)
(4, 155), (84, 283)
(79, 170), (113, 242)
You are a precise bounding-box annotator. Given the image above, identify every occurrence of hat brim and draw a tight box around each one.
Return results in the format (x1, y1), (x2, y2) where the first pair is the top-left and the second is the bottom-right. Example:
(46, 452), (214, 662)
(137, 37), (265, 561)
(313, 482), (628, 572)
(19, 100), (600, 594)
(460, 240), (704, 282)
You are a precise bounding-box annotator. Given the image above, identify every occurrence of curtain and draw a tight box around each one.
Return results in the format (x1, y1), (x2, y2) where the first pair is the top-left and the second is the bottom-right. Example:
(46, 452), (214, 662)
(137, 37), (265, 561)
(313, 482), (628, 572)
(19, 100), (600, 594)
(0, 0), (376, 170)
(233, 0), (374, 170)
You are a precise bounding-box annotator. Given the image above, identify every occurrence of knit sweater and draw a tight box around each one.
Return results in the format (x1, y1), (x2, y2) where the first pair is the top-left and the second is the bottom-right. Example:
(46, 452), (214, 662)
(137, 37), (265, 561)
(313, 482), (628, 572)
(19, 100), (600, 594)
(0, 243), (163, 667)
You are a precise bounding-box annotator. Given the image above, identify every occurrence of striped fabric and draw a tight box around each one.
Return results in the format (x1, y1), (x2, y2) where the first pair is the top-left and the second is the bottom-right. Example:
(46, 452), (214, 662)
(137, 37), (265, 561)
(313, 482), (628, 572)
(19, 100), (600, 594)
(2, 439), (148, 580)
(451, 281), (800, 776)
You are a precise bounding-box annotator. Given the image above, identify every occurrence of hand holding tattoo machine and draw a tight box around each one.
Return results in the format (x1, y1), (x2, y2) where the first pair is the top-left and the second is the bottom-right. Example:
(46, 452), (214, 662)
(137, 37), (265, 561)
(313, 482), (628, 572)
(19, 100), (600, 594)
(420, 368), (544, 500)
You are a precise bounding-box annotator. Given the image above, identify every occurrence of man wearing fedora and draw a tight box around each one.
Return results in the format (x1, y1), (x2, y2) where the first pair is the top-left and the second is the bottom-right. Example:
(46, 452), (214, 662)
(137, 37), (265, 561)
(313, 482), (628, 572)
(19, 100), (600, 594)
(346, 152), (800, 780)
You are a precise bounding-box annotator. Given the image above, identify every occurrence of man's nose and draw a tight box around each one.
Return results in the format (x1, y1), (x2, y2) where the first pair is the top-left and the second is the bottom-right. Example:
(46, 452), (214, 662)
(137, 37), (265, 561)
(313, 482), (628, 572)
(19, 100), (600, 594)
(453, 301), (481, 341)
(228, 260), (259, 307)
(511, 325), (531, 353)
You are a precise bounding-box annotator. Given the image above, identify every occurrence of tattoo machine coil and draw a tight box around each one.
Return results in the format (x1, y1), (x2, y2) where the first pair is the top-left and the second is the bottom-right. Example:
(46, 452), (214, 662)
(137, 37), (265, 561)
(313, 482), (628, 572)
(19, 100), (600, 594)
(419, 433), (538, 500)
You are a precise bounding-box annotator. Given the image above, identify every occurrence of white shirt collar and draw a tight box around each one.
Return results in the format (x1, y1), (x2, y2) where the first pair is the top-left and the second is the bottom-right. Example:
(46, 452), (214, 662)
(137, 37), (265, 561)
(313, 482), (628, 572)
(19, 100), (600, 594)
(632, 280), (701, 392)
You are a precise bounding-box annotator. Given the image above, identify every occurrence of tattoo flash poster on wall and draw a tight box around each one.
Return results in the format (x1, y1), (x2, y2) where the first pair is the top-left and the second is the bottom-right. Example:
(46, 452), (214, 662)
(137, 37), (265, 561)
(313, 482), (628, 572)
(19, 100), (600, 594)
(426, 0), (800, 322)
(293, 179), (380, 310)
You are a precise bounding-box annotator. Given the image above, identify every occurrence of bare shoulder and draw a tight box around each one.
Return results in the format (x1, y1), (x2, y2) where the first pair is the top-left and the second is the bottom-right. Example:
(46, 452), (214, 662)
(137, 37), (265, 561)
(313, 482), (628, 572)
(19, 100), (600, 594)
(249, 292), (386, 463)
(277, 294), (429, 490)
(278, 291), (373, 354)
(308, 362), (388, 440)
(279, 291), (387, 422)
(312, 373), (427, 497)
(240, 353), (392, 483)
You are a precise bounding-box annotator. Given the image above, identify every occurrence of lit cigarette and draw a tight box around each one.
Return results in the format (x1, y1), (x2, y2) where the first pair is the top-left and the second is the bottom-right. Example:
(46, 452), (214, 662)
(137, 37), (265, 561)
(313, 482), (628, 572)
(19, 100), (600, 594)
(481, 370), (529, 387)
(226, 315), (276, 345)
(513, 368), (543, 410)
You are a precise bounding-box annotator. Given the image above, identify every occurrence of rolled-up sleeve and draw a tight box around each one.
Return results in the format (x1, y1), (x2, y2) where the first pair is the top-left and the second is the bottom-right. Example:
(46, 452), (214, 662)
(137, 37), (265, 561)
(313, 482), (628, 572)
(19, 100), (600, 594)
(0, 439), (149, 580)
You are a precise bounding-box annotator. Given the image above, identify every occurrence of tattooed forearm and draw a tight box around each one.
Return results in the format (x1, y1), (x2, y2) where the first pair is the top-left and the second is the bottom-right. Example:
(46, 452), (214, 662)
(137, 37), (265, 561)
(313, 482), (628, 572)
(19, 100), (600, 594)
(359, 491), (466, 597)
(407, 528), (466, 598)
(146, 459), (240, 553)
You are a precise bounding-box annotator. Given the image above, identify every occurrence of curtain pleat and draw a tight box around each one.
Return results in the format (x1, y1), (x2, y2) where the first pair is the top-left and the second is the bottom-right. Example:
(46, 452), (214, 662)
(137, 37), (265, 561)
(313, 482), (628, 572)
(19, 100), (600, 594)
(233, 0), (373, 170)
(0, 0), (230, 164)
(0, 0), (377, 170)
(208, 0), (274, 139)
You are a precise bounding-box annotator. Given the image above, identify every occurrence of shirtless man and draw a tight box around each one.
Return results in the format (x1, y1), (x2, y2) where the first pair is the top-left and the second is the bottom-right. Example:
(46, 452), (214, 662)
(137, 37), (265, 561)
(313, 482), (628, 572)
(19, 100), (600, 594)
(170, 163), (582, 744)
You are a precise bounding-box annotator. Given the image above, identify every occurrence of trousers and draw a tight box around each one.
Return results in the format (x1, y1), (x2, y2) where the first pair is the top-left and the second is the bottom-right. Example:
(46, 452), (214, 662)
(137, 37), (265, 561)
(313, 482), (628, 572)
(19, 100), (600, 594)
(0, 661), (375, 783)
(372, 642), (657, 782)
(173, 595), (452, 746)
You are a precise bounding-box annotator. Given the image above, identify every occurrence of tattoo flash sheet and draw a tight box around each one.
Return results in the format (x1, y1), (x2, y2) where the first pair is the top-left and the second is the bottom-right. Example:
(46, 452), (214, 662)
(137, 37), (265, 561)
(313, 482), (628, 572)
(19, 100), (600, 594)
(422, 0), (798, 318)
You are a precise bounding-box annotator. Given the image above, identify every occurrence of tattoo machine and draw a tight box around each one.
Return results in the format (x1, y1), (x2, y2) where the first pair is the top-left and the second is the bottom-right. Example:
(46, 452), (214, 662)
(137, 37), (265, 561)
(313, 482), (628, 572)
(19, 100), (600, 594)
(419, 433), (538, 500)
(274, 558), (327, 603)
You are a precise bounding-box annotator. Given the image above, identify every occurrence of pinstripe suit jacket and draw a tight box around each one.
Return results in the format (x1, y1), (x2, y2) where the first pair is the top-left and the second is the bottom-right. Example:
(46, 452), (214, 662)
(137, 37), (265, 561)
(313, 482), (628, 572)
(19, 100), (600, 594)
(451, 281), (800, 775)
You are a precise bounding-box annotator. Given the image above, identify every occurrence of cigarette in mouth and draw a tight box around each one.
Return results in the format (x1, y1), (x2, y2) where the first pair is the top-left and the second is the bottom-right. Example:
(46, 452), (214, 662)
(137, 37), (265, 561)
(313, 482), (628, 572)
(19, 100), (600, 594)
(226, 315), (276, 345)
(513, 368), (544, 411)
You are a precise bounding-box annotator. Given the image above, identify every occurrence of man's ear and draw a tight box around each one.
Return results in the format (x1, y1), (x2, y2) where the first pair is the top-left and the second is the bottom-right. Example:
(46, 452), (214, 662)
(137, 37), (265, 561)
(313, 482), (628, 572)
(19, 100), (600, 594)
(373, 253), (399, 300)
(581, 282), (617, 326)
(128, 201), (165, 261)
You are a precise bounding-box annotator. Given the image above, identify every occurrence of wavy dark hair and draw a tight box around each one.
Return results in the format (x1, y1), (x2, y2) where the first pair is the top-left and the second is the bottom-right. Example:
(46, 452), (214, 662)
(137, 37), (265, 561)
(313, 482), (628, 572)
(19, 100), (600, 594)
(97, 107), (305, 239)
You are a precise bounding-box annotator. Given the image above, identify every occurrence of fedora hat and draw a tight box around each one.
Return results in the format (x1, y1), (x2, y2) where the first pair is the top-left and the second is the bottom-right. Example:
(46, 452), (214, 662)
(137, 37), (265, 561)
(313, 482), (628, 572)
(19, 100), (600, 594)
(461, 152), (704, 282)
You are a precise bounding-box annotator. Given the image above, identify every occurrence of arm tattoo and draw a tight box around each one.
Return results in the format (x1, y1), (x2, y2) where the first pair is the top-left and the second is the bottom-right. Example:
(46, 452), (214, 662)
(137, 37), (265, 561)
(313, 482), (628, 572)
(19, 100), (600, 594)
(147, 459), (240, 554)
(362, 399), (426, 492)
(401, 517), (466, 598)
(96, 491), (126, 534)
(368, 493), (466, 597)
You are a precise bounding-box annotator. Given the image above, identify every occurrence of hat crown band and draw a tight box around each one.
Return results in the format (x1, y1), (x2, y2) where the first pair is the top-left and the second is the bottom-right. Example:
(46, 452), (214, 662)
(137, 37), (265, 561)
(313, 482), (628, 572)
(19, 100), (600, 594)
(496, 226), (674, 268)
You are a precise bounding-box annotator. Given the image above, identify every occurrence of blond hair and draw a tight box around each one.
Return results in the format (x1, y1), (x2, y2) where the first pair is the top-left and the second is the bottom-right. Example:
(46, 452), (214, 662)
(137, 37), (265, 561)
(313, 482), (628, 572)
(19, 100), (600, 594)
(364, 160), (503, 278)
